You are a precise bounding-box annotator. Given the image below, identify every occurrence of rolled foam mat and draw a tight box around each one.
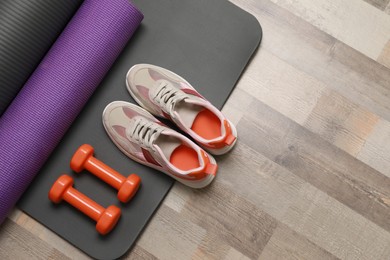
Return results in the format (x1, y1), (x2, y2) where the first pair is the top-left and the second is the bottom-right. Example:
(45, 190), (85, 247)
(0, 0), (83, 116)
(0, 0), (143, 223)
(18, 0), (262, 259)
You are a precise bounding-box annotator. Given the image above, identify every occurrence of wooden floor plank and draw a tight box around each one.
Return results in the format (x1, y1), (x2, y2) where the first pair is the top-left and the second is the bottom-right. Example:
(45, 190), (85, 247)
(0, 219), (69, 260)
(216, 142), (305, 220)
(214, 132), (390, 259)
(224, 247), (251, 260)
(221, 88), (255, 126)
(386, 2), (390, 13)
(236, 50), (325, 125)
(363, 0), (390, 10)
(281, 183), (390, 259)
(304, 90), (380, 157)
(266, 0), (390, 63)
(135, 205), (207, 260)
(124, 245), (158, 260)
(357, 118), (390, 178)
(234, 46), (388, 180)
(378, 40), (390, 68)
(238, 100), (390, 234)
(178, 182), (279, 259)
(232, 0), (390, 122)
(259, 224), (340, 260)
(192, 232), (232, 260)
(9, 209), (89, 260)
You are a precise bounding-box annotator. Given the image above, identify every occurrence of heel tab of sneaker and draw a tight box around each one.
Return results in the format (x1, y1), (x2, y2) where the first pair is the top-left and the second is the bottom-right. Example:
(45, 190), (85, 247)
(223, 120), (236, 145)
(224, 134), (236, 146)
(200, 150), (218, 176)
(205, 163), (218, 176)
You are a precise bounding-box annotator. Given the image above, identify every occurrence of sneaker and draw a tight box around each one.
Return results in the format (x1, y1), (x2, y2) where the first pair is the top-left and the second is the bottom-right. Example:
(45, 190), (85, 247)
(126, 64), (237, 155)
(102, 101), (217, 188)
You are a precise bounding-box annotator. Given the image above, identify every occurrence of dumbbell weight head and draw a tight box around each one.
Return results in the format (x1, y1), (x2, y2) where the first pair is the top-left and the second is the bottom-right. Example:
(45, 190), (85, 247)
(118, 174), (141, 203)
(49, 175), (121, 235)
(96, 205), (121, 235)
(49, 174), (74, 203)
(70, 144), (95, 173)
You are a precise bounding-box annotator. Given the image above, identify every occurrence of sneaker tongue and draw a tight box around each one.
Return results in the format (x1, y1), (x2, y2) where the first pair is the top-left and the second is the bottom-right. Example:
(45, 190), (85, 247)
(126, 117), (140, 137)
(171, 98), (204, 128)
(153, 129), (184, 161)
(150, 80), (166, 99)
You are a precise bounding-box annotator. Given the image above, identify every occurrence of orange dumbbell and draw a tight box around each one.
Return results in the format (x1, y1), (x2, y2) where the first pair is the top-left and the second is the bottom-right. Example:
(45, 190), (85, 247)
(70, 144), (141, 203)
(49, 175), (121, 235)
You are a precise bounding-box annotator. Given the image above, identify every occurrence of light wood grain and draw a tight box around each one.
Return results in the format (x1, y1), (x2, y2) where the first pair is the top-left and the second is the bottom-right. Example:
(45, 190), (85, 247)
(378, 40), (390, 68)
(269, 0), (390, 65)
(179, 182), (278, 260)
(259, 224), (340, 260)
(386, 2), (390, 13)
(304, 90), (379, 157)
(216, 142), (305, 220)
(8, 209), (89, 260)
(239, 101), (390, 232)
(233, 33), (388, 178)
(1, 0), (390, 259)
(0, 219), (69, 260)
(234, 0), (390, 123)
(123, 246), (158, 260)
(281, 182), (390, 259)
(136, 205), (206, 260)
(363, 0), (390, 10)
(357, 118), (390, 177)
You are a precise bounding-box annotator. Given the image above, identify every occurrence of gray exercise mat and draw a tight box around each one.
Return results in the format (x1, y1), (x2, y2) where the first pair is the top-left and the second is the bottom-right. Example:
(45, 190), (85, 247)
(18, 0), (262, 259)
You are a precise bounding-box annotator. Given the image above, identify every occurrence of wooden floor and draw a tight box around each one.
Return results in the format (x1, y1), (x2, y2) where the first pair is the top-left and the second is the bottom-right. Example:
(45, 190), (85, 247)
(2, 0), (390, 259)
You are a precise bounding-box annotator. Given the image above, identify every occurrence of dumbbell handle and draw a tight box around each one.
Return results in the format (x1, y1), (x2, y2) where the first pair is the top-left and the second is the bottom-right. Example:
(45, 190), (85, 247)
(84, 156), (125, 190)
(63, 186), (104, 222)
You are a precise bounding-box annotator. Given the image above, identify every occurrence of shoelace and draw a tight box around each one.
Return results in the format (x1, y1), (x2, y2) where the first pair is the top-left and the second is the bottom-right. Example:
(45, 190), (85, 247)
(128, 117), (164, 150)
(153, 81), (187, 114)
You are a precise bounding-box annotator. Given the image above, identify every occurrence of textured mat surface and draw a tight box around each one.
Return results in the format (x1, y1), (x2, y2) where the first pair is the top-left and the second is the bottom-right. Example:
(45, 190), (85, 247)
(18, 0), (262, 259)
(0, 0), (83, 115)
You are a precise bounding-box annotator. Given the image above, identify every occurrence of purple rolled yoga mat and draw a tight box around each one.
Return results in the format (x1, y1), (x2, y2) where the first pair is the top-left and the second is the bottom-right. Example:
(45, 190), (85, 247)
(0, 0), (143, 224)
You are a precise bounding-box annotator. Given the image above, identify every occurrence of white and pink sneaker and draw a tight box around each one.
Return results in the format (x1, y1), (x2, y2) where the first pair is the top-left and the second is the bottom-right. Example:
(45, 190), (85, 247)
(103, 101), (217, 188)
(126, 64), (237, 155)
